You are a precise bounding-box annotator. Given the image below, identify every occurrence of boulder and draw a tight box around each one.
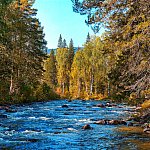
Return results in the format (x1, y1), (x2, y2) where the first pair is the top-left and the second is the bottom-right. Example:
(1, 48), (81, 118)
(94, 120), (106, 125)
(105, 103), (112, 107)
(96, 104), (105, 108)
(82, 124), (92, 130)
(108, 120), (127, 125)
(128, 122), (134, 126)
(62, 104), (68, 108)
(67, 99), (72, 102)
(108, 120), (120, 125)
(112, 104), (117, 107)
(94, 119), (127, 125)
(143, 127), (150, 134)
(119, 120), (127, 125)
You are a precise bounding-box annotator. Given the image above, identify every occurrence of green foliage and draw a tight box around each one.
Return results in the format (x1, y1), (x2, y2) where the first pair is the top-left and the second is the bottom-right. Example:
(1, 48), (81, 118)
(57, 34), (63, 48)
(71, 0), (150, 103)
(68, 38), (74, 70)
(69, 36), (110, 99)
(33, 83), (59, 101)
(0, 0), (59, 104)
(86, 32), (90, 43)
(62, 39), (67, 48)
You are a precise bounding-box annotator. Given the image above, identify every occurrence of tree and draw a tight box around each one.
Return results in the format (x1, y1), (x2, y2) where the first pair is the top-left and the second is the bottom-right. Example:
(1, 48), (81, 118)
(71, 0), (150, 101)
(70, 36), (110, 99)
(56, 48), (70, 95)
(68, 38), (74, 70)
(86, 32), (90, 43)
(63, 39), (67, 48)
(71, 0), (108, 33)
(0, 0), (48, 103)
(44, 49), (57, 90)
(70, 49), (84, 98)
(57, 34), (63, 48)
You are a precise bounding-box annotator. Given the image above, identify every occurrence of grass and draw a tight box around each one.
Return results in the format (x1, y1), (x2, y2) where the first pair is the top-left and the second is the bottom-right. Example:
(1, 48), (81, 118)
(117, 126), (143, 133)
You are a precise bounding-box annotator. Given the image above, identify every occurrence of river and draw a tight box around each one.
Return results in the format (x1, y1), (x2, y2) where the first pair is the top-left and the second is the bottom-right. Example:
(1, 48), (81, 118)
(0, 100), (150, 149)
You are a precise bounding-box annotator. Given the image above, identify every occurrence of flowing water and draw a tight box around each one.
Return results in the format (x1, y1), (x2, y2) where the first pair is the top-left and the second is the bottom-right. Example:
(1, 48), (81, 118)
(0, 100), (150, 150)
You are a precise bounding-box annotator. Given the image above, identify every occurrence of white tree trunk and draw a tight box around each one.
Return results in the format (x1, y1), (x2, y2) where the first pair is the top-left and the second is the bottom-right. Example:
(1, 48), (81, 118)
(77, 78), (81, 98)
(9, 75), (14, 95)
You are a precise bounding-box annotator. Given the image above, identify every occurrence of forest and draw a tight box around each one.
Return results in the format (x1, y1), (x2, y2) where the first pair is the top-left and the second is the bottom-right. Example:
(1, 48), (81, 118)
(0, 0), (58, 104)
(0, 0), (149, 107)
(0, 1), (150, 148)
(44, 0), (149, 105)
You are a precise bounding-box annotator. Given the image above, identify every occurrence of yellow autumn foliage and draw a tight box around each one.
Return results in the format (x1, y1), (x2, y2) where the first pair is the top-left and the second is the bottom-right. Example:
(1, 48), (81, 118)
(141, 100), (150, 109)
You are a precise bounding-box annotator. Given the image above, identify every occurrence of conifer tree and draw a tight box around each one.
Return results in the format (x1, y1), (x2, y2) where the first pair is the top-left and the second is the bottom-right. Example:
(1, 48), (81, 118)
(57, 34), (63, 48)
(0, 0), (48, 102)
(63, 39), (67, 48)
(71, 0), (150, 100)
(68, 38), (74, 70)
(86, 32), (90, 43)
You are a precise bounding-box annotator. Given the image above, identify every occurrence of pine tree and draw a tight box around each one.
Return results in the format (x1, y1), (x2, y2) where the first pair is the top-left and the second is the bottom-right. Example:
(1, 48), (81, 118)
(63, 39), (67, 48)
(71, 0), (150, 100)
(0, 0), (47, 102)
(57, 34), (63, 48)
(68, 38), (74, 70)
(86, 32), (90, 43)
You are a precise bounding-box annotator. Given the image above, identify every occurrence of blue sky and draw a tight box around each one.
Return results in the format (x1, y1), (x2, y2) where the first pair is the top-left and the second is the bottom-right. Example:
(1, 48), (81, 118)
(34, 0), (103, 49)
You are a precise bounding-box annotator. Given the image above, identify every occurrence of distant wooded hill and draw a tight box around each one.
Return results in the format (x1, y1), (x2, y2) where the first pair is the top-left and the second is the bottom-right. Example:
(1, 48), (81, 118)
(47, 47), (82, 54)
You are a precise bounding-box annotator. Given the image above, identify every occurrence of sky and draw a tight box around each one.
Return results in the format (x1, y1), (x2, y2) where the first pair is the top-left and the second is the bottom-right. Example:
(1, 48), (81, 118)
(33, 0), (103, 49)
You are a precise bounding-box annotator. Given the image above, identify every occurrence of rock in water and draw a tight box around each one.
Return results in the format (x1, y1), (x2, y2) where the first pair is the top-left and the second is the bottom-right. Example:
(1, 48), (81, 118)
(108, 120), (120, 125)
(62, 104), (68, 108)
(94, 120), (106, 125)
(108, 120), (127, 125)
(82, 124), (92, 130)
(143, 127), (150, 134)
(96, 104), (105, 108)
(127, 122), (134, 126)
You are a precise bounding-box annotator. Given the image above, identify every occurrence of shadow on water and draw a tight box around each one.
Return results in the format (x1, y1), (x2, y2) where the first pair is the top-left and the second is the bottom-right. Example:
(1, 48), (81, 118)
(0, 100), (150, 149)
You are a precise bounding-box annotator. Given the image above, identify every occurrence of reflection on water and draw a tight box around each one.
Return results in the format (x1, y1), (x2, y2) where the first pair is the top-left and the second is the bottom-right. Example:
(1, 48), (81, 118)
(0, 100), (150, 150)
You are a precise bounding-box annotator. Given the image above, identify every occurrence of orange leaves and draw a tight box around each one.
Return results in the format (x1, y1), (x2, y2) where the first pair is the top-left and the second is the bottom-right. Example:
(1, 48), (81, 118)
(12, 0), (29, 11)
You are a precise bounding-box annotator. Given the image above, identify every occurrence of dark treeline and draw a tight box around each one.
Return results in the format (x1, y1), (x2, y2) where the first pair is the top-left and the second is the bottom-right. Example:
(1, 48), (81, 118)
(0, 0), (58, 104)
